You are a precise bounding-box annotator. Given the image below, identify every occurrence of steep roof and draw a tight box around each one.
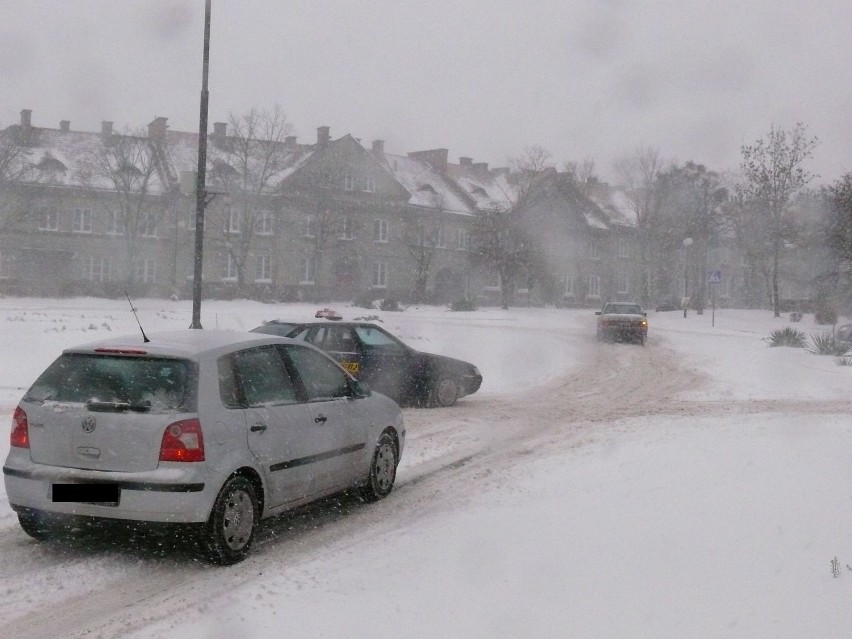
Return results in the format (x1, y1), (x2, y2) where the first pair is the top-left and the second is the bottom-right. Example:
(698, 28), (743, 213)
(378, 153), (475, 214)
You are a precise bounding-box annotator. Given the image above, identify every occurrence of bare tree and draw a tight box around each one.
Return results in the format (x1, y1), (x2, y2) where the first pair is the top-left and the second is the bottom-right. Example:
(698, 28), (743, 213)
(822, 173), (852, 304)
(562, 157), (599, 197)
(614, 146), (671, 306)
(470, 145), (552, 309)
(656, 162), (728, 312)
(403, 190), (448, 303)
(0, 125), (37, 234)
(739, 123), (819, 316)
(208, 105), (293, 293)
(77, 127), (162, 286)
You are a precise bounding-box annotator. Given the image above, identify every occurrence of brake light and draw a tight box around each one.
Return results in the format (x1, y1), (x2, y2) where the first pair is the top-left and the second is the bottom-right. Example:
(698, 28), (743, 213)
(94, 348), (148, 355)
(11, 406), (29, 448)
(159, 418), (205, 462)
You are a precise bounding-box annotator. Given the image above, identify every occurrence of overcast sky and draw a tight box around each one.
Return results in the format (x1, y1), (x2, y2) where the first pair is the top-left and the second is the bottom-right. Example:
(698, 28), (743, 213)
(1, 0), (849, 184)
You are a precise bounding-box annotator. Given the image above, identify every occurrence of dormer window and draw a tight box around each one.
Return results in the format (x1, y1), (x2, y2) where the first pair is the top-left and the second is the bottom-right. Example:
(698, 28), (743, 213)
(118, 161), (142, 177)
(37, 155), (67, 173)
(470, 186), (488, 197)
(417, 183), (437, 193)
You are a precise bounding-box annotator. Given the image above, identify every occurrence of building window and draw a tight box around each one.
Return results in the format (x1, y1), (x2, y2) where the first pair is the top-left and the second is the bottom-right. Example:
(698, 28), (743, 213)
(227, 209), (241, 235)
(430, 226), (447, 248)
(305, 215), (316, 238)
(299, 256), (315, 285)
(340, 216), (354, 240)
(363, 175), (376, 193)
(564, 273), (574, 298)
(257, 210), (274, 235)
(139, 213), (157, 238)
(39, 207), (59, 231)
(484, 272), (501, 291)
(222, 254), (238, 281)
(343, 171), (356, 191)
(587, 241), (600, 261)
(616, 269), (629, 294)
(374, 219), (389, 243)
(372, 261), (387, 288)
(135, 258), (156, 284)
(106, 211), (125, 235)
(587, 274), (601, 297)
(0, 250), (11, 279)
(618, 237), (630, 258)
(72, 208), (92, 234)
(85, 256), (108, 282)
(256, 254), (271, 282)
(456, 228), (470, 250)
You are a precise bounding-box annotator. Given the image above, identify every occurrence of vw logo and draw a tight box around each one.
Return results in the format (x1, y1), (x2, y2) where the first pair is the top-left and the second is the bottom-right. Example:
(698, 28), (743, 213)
(82, 416), (97, 433)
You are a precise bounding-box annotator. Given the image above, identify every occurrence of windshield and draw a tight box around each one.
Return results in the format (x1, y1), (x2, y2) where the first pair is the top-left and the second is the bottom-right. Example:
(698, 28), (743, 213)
(25, 353), (196, 412)
(605, 304), (643, 315)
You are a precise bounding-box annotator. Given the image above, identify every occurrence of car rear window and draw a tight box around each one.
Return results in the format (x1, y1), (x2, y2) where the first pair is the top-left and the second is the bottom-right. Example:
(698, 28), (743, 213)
(25, 353), (196, 412)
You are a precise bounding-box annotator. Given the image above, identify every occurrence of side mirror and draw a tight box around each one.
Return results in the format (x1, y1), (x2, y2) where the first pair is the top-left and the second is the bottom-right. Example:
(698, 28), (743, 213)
(352, 380), (372, 399)
(595, 311), (601, 315)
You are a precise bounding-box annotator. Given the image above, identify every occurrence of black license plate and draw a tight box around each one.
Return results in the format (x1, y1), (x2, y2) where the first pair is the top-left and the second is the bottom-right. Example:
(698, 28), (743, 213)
(52, 483), (120, 505)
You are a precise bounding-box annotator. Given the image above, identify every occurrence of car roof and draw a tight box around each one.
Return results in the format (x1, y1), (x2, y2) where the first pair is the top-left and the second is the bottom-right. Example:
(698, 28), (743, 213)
(64, 329), (293, 359)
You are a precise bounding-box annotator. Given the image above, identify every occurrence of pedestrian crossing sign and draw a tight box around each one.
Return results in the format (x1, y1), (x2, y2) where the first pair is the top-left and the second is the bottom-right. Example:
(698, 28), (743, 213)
(707, 270), (722, 284)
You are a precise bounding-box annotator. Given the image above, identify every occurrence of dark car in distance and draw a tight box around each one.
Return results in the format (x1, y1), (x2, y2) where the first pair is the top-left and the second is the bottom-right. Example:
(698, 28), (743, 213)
(596, 302), (649, 345)
(252, 320), (482, 407)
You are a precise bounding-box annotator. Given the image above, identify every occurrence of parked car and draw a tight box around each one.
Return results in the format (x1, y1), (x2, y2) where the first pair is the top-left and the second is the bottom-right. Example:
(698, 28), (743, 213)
(3, 330), (404, 565)
(655, 296), (681, 312)
(596, 302), (649, 345)
(252, 319), (482, 407)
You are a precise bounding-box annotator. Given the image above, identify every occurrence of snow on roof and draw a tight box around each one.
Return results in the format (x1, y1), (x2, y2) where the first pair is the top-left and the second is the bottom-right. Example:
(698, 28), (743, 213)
(448, 164), (516, 211)
(380, 153), (473, 214)
(588, 187), (638, 227)
(163, 131), (313, 192)
(17, 128), (171, 193)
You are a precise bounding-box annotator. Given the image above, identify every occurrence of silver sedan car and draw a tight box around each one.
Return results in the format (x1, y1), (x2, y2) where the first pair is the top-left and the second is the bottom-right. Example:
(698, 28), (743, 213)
(3, 330), (404, 564)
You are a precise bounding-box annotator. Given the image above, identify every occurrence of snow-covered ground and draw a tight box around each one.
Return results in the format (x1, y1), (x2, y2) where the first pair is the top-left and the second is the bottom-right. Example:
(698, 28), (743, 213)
(1, 298), (851, 638)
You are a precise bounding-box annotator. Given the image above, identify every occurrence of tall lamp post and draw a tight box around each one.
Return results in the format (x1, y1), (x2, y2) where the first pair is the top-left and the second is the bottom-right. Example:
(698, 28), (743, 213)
(190, 0), (212, 329)
(682, 237), (693, 318)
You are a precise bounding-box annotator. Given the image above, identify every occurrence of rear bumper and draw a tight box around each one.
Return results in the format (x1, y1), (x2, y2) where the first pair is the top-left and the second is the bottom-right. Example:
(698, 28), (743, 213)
(461, 374), (483, 397)
(3, 460), (217, 523)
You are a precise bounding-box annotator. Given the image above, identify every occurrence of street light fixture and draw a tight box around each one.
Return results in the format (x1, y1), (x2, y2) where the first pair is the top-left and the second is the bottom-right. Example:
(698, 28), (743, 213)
(682, 237), (693, 318)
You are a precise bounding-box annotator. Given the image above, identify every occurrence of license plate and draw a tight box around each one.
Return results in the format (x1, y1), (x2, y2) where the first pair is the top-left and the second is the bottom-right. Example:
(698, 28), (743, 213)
(52, 483), (120, 506)
(340, 361), (360, 374)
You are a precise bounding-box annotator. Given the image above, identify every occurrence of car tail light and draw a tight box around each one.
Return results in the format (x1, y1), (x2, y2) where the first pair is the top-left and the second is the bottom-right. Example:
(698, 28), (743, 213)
(11, 407), (29, 448)
(159, 418), (205, 462)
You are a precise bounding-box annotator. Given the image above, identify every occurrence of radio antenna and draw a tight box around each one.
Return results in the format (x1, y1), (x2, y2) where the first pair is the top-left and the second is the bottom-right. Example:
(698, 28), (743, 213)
(125, 291), (150, 343)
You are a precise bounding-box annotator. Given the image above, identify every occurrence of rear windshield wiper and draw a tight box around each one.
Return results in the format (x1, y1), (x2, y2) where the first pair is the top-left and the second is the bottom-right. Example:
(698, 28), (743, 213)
(85, 399), (152, 413)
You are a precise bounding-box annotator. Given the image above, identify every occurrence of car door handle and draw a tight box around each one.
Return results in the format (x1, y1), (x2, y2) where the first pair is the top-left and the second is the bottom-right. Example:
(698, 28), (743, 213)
(314, 414), (328, 424)
(250, 423), (267, 433)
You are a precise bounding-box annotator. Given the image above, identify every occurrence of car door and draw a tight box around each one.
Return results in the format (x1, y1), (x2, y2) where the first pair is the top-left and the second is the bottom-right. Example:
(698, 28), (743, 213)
(227, 345), (318, 508)
(352, 325), (413, 402)
(283, 344), (369, 489)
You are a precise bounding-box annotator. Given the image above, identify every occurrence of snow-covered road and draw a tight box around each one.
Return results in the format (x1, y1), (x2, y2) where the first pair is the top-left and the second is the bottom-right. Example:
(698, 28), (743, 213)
(1, 300), (851, 638)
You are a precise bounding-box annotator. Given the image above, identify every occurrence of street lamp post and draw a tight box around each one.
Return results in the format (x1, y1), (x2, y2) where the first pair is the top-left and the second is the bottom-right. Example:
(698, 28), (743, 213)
(682, 237), (693, 318)
(190, 0), (212, 329)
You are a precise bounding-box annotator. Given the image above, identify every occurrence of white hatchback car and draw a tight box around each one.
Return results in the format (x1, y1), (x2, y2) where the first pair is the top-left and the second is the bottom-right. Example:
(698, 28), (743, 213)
(3, 330), (404, 564)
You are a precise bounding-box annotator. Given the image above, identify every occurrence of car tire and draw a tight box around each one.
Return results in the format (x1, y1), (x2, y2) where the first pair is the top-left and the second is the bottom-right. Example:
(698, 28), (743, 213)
(431, 376), (460, 407)
(18, 509), (55, 541)
(199, 476), (259, 565)
(360, 431), (398, 503)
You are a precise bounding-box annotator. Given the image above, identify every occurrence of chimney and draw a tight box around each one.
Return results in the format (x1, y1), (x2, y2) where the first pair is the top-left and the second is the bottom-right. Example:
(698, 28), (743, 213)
(147, 116), (168, 142)
(59, 120), (70, 133)
(473, 162), (489, 172)
(285, 135), (297, 147)
(407, 148), (449, 175)
(20, 109), (32, 139)
(101, 121), (113, 141)
(213, 122), (227, 137)
(459, 157), (473, 167)
(372, 139), (385, 156)
(316, 125), (330, 147)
